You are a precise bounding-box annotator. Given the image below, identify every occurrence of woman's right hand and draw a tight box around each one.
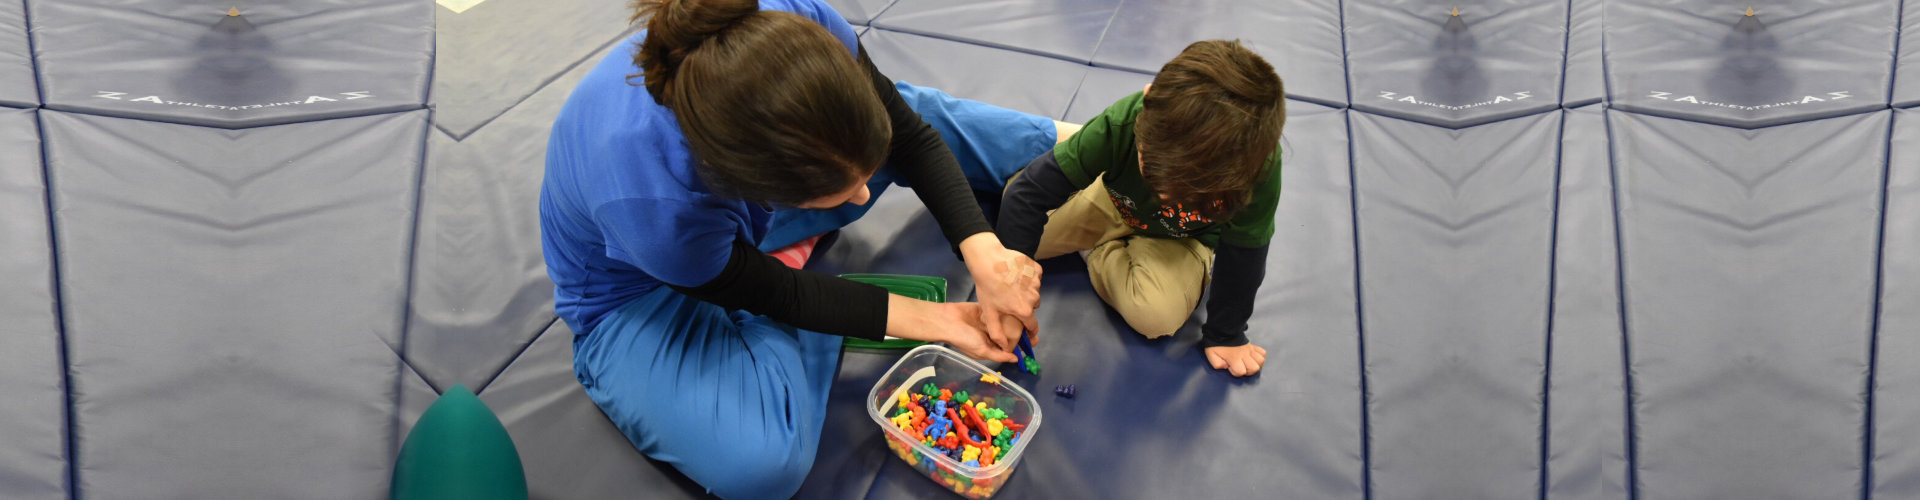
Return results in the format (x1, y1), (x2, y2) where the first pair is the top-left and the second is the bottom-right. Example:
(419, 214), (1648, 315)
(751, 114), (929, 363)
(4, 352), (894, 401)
(886, 295), (1019, 364)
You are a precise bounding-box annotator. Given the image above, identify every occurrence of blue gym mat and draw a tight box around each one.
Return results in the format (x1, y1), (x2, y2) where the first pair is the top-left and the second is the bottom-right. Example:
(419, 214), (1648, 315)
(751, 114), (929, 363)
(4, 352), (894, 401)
(27, 0), (432, 128)
(3, 0), (1918, 498)
(0, 106), (62, 499)
(861, 28), (1085, 120)
(870, 0), (1116, 64)
(1549, 104), (1621, 498)
(1092, 0), (1346, 107)
(1898, 2), (1920, 109)
(1876, 107), (1920, 498)
(0, 0), (32, 108)
(1604, 0), (1898, 128)
(1350, 110), (1560, 497)
(42, 109), (428, 497)
(1344, 1), (1566, 128)
(1612, 109), (1889, 498)
(1564, 0), (1602, 108)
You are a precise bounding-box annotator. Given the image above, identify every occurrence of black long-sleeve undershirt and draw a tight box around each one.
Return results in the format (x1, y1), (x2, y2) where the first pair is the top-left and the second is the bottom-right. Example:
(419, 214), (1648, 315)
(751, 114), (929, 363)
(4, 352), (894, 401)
(669, 42), (993, 339)
(670, 238), (889, 340)
(858, 45), (995, 252)
(996, 150), (1076, 257)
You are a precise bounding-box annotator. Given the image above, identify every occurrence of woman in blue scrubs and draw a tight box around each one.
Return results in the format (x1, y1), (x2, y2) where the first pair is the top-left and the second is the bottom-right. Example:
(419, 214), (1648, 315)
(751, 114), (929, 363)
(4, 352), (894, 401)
(539, 0), (1059, 497)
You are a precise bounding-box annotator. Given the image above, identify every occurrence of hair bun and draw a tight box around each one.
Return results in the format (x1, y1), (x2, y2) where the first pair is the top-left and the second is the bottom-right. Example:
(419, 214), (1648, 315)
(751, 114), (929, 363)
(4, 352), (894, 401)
(633, 0), (759, 103)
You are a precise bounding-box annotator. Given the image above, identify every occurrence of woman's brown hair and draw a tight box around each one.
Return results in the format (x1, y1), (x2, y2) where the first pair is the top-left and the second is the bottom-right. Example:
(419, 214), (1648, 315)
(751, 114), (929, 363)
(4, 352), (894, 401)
(1135, 40), (1285, 220)
(632, 0), (889, 206)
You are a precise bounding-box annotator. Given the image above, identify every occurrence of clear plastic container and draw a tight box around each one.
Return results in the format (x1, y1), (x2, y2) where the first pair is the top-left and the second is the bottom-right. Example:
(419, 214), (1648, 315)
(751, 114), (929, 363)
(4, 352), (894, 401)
(867, 345), (1042, 498)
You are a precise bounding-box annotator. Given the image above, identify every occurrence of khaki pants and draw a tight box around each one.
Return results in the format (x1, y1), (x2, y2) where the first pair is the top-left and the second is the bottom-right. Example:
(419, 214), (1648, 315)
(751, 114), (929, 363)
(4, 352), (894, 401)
(1031, 177), (1213, 338)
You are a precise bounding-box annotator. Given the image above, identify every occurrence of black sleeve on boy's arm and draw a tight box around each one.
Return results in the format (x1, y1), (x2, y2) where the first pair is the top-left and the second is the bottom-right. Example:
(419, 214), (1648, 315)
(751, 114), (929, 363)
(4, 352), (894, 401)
(858, 44), (993, 253)
(669, 238), (890, 341)
(996, 150), (1079, 257)
(1200, 242), (1269, 348)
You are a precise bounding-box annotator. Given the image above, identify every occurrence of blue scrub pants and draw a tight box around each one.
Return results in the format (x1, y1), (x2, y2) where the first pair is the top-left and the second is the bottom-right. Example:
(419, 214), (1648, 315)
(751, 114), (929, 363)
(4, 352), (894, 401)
(572, 83), (1055, 499)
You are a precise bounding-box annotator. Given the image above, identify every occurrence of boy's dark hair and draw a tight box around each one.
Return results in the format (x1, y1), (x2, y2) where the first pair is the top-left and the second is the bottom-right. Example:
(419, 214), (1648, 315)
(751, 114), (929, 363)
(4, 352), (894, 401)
(1136, 40), (1285, 220)
(632, 0), (889, 205)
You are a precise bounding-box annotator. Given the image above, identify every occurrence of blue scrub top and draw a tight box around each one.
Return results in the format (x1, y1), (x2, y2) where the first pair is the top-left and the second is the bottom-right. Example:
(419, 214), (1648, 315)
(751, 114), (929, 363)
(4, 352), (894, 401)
(540, 0), (860, 335)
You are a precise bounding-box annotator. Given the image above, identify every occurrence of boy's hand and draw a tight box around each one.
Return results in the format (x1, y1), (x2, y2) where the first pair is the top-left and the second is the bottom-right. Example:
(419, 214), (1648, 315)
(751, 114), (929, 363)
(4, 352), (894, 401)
(958, 233), (1042, 351)
(1204, 343), (1268, 377)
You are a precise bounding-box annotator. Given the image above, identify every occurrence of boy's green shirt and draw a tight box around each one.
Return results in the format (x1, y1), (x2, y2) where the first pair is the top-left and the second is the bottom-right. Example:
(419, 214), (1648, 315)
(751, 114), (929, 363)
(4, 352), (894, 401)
(1052, 91), (1283, 249)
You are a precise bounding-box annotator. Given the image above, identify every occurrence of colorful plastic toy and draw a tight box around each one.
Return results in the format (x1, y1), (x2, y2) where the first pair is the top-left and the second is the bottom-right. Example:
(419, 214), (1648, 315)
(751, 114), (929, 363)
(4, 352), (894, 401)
(1054, 385), (1076, 398)
(1010, 331), (1040, 374)
(884, 383), (1032, 499)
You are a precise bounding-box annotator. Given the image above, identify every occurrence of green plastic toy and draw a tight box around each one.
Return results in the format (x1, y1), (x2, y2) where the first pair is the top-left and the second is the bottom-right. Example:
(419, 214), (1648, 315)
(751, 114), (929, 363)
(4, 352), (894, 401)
(391, 384), (528, 500)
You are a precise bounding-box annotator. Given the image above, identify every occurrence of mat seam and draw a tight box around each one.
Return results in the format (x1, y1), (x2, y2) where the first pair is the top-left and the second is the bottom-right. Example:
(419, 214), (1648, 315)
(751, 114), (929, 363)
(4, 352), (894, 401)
(861, 0), (903, 25)
(1557, 0), (1576, 111)
(1600, 73), (1639, 500)
(1338, 0), (1372, 496)
(473, 316), (562, 395)
(1886, 0), (1906, 113)
(865, 25), (1095, 65)
(1540, 107), (1568, 500)
(22, 0), (76, 496)
(1541, 0), (1576, 497)
(1085, 0), (1125, 68)
(438, 27), (638, 141)
(1864, 108), (1899, 500)
(33, 95), (78, 500)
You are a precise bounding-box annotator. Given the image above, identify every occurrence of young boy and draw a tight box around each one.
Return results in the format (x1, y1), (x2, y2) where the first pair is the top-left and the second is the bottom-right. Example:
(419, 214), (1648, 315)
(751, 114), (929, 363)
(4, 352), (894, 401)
(998, 40), (1285, 377)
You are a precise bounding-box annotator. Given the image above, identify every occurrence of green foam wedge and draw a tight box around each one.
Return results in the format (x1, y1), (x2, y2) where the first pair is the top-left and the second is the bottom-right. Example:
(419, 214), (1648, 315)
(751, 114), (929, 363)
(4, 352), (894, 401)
(391, 384), (528, 500)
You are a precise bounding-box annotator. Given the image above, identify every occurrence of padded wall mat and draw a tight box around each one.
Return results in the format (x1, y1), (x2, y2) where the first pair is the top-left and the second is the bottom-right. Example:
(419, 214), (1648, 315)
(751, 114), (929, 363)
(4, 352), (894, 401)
(1872, 108), (1920, 498)
(869, 0), (1117, 63)
(1346, 1), (1567, 128)
(404, 39), (616, 393)
(1091, 0), (1346, 107)
(28, 0), (431, 128)
(1611, 110), (1888, 498)
(1604, 0), (1898, 128)
(859, 100), (1363, 499)
(0, 107), (63, 499)
(1548, 105), (1621, 499)
(863, 28), (1085, 120)
(44, 110), (427, 497)
(0, 0), (33, 108)
(1351, 111), (1559, 498)
(1563, 0), (1602, 107)
(431, 0), (633, 139)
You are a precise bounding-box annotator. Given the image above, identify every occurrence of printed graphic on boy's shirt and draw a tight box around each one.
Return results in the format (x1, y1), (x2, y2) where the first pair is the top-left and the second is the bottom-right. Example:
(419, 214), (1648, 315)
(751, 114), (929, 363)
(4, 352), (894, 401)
(1156, 202), (1215, 233)
(1106, 185), (1214, 238)
(1110, 187), (1147, 231)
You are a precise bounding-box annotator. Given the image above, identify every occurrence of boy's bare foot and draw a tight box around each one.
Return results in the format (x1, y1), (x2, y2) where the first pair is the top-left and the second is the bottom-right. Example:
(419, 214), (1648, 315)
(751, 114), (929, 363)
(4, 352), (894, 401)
(1204, 343), (1268, 377)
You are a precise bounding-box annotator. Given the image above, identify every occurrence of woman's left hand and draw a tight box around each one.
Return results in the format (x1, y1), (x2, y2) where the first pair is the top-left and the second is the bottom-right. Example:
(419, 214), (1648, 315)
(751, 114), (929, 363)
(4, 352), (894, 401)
(959, 233), (1042, 352)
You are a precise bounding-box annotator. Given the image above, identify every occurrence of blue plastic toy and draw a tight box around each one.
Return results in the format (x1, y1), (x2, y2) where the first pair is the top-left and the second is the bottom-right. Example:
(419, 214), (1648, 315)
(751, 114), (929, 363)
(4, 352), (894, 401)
(1012, 331), (1040, 374)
